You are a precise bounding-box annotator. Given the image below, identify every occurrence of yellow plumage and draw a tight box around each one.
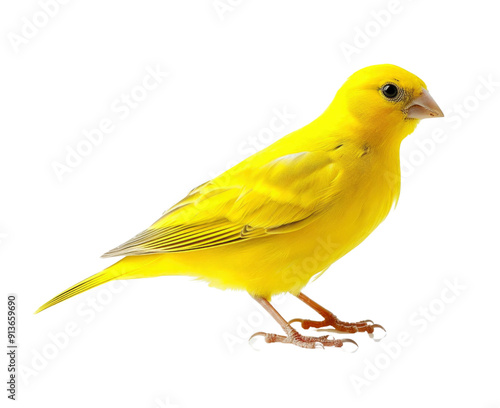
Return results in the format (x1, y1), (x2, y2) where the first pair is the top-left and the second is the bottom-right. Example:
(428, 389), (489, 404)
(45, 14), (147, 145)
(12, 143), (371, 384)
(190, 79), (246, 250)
(36, 64), (442, 315)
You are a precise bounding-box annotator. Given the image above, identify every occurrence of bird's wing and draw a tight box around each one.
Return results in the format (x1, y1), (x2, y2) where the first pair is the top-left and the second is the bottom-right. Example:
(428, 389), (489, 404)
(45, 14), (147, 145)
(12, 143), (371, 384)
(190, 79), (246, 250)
(102, 150), (340, 257)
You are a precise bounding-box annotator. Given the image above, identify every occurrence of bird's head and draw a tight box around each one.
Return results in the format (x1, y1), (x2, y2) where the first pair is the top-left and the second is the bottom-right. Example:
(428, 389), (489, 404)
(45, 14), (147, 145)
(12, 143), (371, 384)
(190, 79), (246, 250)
(331, 64), (444, 143)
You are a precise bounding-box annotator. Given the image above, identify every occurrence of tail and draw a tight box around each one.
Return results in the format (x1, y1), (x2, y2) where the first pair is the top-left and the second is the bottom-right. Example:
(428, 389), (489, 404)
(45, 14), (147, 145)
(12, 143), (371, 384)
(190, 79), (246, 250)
(35, 262), (126, 314)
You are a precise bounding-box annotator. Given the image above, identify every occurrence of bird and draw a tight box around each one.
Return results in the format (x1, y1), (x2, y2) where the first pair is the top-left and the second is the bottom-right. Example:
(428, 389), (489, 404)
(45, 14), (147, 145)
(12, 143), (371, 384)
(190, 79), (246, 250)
(36, 64), (444, 349)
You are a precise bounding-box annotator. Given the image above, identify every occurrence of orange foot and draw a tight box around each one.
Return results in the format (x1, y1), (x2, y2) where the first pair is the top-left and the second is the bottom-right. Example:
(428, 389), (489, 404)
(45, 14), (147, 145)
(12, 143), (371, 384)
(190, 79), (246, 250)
(290, 292), (386, 336)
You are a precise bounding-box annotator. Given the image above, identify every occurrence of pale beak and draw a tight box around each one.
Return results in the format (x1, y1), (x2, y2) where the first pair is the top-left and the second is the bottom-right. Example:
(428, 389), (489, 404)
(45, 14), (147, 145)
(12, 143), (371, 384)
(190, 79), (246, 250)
(405, 88), (444, 119)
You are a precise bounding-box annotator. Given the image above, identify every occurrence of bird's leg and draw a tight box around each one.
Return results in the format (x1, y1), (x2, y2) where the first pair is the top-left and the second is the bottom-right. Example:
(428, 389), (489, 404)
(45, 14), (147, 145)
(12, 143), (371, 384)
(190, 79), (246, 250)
(289, 292), (385, 335)
(249, 295), (357, 349)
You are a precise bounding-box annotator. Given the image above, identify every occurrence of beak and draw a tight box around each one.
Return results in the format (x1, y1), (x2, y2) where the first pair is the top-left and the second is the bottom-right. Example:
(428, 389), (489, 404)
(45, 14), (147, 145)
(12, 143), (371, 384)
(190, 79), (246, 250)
(405, 88), (444, 119)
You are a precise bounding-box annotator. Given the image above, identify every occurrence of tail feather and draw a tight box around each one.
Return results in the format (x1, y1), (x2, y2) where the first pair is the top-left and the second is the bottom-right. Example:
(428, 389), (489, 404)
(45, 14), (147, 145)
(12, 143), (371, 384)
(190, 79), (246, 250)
(35, 263), (124, 314)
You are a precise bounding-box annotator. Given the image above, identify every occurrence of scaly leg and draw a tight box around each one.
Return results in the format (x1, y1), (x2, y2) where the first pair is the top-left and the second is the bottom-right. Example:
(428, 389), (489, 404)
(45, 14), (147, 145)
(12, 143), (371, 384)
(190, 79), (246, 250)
(289, 292), (385, 335)
(249, 295), (357, 349)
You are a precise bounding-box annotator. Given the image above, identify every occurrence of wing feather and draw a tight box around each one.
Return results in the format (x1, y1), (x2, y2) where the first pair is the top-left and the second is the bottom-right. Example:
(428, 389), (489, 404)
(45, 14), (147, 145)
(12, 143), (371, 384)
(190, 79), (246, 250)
(102, 150), (340, 257)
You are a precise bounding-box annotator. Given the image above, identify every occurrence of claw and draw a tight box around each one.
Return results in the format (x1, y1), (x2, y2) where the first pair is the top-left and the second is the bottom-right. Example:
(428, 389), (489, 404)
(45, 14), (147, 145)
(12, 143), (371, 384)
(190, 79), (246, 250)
(249, 332), (269, 351)
(340, 338), (359, 353)
(249, 331), (266, 342)
(368, 324), (387, 341)
(248, 331), (266, 350)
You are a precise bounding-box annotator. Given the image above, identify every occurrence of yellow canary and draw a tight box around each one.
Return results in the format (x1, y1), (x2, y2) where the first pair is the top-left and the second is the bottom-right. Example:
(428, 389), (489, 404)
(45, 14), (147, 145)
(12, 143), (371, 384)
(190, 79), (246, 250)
(37, 64), (444, 349)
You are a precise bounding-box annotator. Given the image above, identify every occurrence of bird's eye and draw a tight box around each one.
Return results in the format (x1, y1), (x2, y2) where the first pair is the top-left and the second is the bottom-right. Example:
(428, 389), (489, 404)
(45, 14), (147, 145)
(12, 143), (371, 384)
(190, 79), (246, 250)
(382, 83), (399, 99)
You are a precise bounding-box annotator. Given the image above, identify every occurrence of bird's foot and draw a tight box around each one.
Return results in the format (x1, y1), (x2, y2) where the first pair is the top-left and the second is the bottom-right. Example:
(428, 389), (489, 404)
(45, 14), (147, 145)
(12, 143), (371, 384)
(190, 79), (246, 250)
(289, 313), (386, 338)
(249, 328), (358, 350)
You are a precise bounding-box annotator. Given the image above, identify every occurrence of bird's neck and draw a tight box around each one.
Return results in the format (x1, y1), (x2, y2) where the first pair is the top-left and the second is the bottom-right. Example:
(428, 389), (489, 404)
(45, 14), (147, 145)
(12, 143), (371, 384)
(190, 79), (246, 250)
(312, 105), (405, 202)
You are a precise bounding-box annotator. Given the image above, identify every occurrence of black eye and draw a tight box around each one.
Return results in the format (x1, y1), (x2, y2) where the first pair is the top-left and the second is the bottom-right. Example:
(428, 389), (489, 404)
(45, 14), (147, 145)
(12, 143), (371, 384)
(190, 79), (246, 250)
(382, 83), (399, 99)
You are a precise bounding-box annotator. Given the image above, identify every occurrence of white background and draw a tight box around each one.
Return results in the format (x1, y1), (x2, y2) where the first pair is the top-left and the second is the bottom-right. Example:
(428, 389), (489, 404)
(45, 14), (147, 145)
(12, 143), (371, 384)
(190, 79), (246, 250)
(2, 0), (500, 407)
